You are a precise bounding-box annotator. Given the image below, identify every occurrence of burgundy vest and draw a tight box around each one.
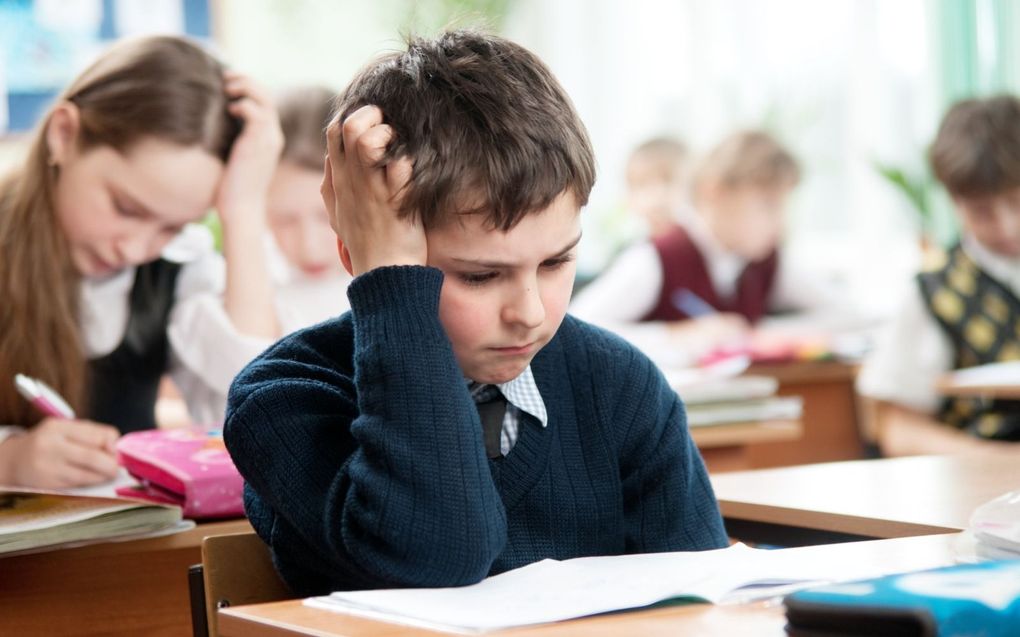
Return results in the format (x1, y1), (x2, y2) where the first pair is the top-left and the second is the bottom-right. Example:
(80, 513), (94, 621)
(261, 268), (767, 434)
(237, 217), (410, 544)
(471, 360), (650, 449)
(641, 225), (778, 324)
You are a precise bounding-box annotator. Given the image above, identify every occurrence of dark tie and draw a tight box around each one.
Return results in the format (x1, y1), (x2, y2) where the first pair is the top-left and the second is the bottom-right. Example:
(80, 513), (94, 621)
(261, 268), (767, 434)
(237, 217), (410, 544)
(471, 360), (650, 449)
(475, 388), (507, 459)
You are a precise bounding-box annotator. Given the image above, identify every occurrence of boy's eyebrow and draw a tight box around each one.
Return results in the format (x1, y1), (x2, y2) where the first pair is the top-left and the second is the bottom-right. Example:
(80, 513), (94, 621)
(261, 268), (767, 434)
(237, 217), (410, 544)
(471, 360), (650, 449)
(452, 232), (582, 268)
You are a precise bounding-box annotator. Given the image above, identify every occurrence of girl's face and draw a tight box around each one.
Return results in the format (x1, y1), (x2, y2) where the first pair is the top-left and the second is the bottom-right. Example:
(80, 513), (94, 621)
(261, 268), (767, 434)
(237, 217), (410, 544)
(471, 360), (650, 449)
(267, 161), (343, 278)
(48, 107), (223, 277)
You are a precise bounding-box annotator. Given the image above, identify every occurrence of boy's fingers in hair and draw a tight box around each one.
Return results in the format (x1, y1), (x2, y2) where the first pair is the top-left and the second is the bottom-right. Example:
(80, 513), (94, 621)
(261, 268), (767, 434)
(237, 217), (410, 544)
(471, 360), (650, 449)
(386, 156), (414, 203)
(354, 124), (395, 167)
(340, 105), (384, 159)
(321, 155), (341, 235)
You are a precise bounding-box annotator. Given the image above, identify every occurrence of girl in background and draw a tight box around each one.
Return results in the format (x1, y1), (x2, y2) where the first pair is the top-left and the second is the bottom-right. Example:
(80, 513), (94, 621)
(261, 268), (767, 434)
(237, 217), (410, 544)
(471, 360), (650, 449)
(0, 35), (282, 488)
(266, 86), (352, 330)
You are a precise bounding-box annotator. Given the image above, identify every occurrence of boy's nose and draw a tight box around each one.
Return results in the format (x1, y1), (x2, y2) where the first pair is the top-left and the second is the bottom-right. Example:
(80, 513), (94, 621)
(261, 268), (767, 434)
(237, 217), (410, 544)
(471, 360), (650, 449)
(503, 284), (545, 330)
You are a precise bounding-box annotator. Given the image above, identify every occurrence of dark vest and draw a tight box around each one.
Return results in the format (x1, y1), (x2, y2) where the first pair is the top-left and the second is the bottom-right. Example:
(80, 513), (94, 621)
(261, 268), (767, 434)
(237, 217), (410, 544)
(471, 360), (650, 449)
(918, 244), (1020, 440)
(87, 259), (182, 434)
(641, 225), (778, 323)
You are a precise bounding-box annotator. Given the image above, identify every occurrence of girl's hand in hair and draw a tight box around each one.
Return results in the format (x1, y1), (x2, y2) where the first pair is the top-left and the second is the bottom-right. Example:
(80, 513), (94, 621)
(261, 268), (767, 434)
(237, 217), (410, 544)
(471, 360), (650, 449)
(322, 104), (424, 276)
(0, 419), (120, 489)
(216, 71), (284, 227)
(215, 71), (283, 339)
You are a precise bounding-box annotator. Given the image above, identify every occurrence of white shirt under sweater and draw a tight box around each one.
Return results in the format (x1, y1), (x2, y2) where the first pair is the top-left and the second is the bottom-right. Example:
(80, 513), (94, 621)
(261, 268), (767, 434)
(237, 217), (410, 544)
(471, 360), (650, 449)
(570, 216), (843, 366)
(0, 225), (270, 443)
(857, 235), (1020, 413)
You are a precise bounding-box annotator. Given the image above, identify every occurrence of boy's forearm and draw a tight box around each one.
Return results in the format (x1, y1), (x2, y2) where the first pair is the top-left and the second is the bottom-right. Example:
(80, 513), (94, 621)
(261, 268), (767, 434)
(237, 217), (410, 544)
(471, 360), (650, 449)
(342, 266), (507, 584)
(227, 266), (508, 588)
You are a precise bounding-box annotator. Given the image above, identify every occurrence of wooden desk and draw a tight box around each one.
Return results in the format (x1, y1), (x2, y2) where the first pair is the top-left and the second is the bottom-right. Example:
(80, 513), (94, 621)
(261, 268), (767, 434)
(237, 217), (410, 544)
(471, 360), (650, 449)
(217, 534), (960, 637)
(741, 361), (865, 468)
(693, 419), (803, 472)
(0, 517), (252, 637)
(712, 454), (1020, 545)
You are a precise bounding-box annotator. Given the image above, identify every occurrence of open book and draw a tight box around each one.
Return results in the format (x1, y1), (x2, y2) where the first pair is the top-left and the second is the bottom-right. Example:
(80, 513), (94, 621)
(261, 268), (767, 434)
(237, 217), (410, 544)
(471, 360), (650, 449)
(0, 488), (187, 556)
(305, 543), (921, 634)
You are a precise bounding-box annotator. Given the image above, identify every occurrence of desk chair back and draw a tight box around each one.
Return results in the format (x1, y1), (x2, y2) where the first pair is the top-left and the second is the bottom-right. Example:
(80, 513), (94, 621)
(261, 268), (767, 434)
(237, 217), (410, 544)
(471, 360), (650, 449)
(200, 531), (293, 637)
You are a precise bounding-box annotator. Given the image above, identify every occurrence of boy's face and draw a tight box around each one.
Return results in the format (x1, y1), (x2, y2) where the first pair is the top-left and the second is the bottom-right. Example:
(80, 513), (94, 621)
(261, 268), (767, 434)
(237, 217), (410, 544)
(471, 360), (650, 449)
(701, 183), (791, 261)
(954, 187), (1020, 258)
(427, 192), (581, 384)
(626, 155), (688, 236)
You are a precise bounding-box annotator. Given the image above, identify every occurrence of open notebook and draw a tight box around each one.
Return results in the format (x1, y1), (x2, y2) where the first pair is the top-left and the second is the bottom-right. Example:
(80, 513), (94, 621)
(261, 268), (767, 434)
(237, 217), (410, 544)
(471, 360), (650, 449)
(305, 543), (940, 634)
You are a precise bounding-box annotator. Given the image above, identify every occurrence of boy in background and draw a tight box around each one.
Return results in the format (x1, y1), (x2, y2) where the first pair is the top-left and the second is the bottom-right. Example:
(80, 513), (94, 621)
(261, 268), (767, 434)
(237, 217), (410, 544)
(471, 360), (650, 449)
(857, 95), (1020, 455)
(224, 30), (727, 595)
(625, 136), (691, 239)
(572, 130), (833, 362)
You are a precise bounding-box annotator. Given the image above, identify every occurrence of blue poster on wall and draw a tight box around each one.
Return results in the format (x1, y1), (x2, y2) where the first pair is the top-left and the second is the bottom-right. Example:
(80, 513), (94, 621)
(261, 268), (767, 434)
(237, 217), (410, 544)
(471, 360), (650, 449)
(0, 0), (210, 133)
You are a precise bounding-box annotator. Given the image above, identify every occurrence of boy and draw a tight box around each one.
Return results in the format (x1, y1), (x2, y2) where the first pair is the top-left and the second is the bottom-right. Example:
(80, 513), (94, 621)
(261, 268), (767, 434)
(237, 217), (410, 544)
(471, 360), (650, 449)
(625, 136), (691, 239)
(857, 95), (1020, 455)
(224, 30), (727, 596)
(572, 130), (832, 361)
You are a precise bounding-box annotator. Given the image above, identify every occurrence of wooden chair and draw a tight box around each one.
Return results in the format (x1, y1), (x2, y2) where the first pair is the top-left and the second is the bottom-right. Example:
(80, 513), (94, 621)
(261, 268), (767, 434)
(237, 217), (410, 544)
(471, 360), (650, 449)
(190, 531), (293, 637)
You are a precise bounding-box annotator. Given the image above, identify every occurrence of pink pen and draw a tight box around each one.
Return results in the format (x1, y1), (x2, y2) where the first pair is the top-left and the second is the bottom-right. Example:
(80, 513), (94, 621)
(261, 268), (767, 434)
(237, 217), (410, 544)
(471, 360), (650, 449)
(13, 373), (76, 419)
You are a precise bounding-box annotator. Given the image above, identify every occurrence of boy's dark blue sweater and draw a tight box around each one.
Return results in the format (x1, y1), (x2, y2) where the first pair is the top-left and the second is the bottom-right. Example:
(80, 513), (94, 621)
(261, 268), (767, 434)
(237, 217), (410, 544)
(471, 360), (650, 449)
(224, 266), (727, 595)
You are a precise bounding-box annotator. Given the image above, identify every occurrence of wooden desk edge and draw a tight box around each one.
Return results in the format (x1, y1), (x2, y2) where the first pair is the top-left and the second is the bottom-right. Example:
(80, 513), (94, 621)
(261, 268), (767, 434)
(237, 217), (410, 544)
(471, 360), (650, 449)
(717, 500), (961, 539)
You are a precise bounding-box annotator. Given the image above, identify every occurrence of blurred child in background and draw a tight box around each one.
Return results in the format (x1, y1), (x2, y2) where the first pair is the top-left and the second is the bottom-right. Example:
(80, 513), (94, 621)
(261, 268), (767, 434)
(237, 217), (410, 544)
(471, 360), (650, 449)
(267, 86), (352, 330)
(858, 95), (1020, 456)
(0, 36), (281, 488)
(625, 136), (691, 239)
(572, 130), (835, 363)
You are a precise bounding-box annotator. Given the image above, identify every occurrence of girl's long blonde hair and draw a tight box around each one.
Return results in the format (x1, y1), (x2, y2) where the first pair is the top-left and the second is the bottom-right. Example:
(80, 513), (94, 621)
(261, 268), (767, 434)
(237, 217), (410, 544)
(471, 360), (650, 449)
(0, 36), (239, 426)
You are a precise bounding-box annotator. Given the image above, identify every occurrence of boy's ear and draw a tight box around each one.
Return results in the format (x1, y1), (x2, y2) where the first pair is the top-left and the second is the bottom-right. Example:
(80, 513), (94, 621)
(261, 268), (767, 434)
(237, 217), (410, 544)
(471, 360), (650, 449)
(336, 238), (354, 276)
(45, 102), (82, 166)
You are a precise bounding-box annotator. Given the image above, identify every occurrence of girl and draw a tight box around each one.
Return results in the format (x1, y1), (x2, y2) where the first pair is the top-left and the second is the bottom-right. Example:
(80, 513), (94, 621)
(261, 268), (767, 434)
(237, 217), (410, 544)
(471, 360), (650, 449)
(266, 86), (353, 330)
(0, 35), (282, 488)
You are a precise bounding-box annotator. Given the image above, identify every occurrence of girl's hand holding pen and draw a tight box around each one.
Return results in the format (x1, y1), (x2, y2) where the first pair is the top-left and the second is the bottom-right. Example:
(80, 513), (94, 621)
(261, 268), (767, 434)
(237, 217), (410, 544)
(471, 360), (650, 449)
(3, 374), (120, 488)
(0, 418), (120, 489)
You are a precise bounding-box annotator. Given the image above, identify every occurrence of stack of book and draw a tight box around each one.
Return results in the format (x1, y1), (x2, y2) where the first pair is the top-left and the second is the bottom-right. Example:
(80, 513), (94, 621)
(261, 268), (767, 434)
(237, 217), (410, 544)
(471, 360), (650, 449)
(665, 372), (802, 428)
(0, 488), (187, 556)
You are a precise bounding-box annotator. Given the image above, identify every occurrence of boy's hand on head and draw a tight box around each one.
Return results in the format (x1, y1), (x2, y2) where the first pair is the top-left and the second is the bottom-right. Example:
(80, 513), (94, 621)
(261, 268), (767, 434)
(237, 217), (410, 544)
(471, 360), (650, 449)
(0, 419), (120, 489)
(216, 72), (284, 226)
(323, 105), (424, 276)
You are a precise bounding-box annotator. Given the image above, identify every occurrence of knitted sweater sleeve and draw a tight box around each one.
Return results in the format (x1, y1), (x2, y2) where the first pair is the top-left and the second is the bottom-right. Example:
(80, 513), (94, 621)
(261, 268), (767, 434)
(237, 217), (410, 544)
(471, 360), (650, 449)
(595, 330), (728, 552)
(224, 266), (507, 592)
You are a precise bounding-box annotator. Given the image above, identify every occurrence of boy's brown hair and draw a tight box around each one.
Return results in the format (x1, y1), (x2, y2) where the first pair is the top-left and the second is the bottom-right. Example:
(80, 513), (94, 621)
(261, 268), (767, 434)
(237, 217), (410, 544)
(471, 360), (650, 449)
(929, 95), (1020, 198)
(334, 30), (596, 231)
(627, 136), (689, 183)
(693, 130), (800, 200)
(278, 85), (335, 171)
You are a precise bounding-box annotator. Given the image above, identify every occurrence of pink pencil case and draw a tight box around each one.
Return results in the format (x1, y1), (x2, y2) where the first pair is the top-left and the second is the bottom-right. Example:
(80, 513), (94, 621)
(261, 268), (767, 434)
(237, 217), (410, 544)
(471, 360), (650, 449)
(115, 427), (244, 519)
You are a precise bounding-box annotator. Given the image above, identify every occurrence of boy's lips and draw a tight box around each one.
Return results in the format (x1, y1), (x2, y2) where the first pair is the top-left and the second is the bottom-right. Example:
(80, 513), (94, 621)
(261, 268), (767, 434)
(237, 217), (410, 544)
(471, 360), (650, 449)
(491, 342), (536, 355)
